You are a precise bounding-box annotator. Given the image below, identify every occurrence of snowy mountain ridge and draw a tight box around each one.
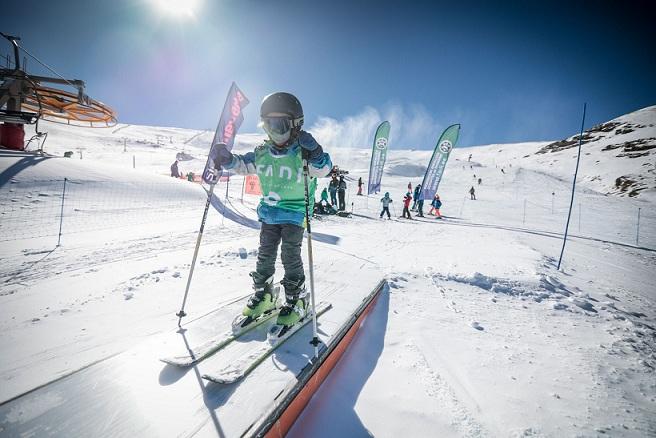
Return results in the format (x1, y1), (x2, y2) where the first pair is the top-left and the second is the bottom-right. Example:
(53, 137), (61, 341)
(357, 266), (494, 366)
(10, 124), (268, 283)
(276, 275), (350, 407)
(22, 105), (656, 201)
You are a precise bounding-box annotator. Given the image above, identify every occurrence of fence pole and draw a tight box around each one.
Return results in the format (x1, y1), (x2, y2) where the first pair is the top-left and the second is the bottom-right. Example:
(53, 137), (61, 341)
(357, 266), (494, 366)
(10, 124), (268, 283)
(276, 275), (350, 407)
(132, 155), (135, 169)
(636, 207), (641, 246)
(240, 176), (245, 203)
(558, 103), (586, 271)
(57, 178), (67, 247)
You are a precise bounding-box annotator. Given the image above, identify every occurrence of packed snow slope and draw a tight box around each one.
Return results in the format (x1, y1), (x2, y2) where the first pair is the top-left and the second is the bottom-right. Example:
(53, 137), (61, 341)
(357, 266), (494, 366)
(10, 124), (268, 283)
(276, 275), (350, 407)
(0, 105), (654, 437)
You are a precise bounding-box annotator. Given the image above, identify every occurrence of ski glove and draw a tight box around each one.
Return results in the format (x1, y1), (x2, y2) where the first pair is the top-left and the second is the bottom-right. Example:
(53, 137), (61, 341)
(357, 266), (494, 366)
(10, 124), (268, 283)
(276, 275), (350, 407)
(297, 131), (324, 161)
(211, 143), (233, 169)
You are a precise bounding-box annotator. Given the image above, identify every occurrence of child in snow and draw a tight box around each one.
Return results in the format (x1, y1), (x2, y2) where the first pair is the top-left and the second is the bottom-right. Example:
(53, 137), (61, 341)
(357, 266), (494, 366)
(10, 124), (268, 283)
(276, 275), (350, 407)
(402, 192), (413, 219)
(211, 92), (332, 327)
(379, 192), (393, 219)
(429, 194), (442, 218)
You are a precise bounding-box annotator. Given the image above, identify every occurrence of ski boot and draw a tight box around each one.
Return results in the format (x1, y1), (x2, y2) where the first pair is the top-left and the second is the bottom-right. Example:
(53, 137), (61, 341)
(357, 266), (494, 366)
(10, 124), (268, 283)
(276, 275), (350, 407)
(242, 274), (276, 318)
(276, 282), (308, 327)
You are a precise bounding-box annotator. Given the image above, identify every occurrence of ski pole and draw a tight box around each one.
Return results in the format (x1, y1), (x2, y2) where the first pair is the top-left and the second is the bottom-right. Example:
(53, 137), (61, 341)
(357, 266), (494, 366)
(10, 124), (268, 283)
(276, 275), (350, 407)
(302, 159), (320, 358)
(176, 183), (215, 327)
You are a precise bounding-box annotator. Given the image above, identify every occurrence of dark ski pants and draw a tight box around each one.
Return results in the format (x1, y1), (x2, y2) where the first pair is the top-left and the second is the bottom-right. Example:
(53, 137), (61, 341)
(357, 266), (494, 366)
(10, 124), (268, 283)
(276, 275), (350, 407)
(330, 191), (337, 206)
(417, 200), (424, 217)
(470, 193), (476, 200)
(380, 207), (391, 218)
(403, 207), (412, 218)
(338, 191), (346, 211)
(253, 222), (305, 292)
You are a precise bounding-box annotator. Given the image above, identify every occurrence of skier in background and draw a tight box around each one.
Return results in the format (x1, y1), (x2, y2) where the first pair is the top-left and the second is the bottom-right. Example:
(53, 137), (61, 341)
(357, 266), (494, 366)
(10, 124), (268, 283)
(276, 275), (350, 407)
(430, 194), (442, 218)
(357, 177), (363, 195)
(170, 160), (181, 178)
(402, 191), (413, 219)
(379, 192), (392, 219)
(211, 92), (332, 327)
(469, 186), (476, 200)
(320, 187), (330, 205)
(337, 175), (347, 211)
(328, 175), (338, 207)
(412, 183), (422, 210)
(478, 178), (482, 185)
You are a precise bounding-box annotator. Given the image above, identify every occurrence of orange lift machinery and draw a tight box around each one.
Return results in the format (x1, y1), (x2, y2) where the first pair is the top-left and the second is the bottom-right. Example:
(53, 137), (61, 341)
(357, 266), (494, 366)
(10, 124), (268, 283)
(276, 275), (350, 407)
(0, 32), (117, 151)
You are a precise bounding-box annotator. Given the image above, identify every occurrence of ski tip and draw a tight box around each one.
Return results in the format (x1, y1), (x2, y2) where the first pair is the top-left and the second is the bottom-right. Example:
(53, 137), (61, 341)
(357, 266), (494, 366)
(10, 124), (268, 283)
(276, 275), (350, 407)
(202, 374), (240, 385)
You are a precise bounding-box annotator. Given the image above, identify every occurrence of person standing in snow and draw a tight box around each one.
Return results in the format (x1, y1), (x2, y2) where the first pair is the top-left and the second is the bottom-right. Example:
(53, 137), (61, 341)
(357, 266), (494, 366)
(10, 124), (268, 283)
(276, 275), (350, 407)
(357, 177), (363, 195)
(412, 183), (422, 210)
(478, 178), (482, 185)
(407, 182), (412, 192)
(170, 160), (181, 178)
(328, 175), (338, 207)
(211, 92), (332, 327)
(416, 196), (425, 217)
(379, 192), (393, 219)
(337, 175), (347, 211)
(469, 186), (476, 200)
(429, 194), (442, 218)
(402, 192), (413, 219)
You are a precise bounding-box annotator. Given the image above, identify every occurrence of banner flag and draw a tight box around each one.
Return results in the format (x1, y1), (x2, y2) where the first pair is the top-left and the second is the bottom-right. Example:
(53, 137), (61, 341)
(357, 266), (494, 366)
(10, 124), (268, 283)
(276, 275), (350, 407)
(244, 174), (262, 195)
(420, 124), (461, 201)
(367, 121), (391, 195)
(202, 82), (250, 184)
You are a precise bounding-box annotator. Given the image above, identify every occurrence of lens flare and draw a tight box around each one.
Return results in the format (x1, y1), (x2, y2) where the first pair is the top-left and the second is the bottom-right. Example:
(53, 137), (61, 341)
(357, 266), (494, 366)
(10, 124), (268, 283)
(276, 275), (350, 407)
(149, 0), (201, 19)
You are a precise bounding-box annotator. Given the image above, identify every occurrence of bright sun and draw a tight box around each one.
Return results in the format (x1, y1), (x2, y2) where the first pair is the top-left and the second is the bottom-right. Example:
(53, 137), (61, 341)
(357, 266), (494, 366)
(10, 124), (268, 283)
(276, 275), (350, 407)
(150, 0), (202, 19)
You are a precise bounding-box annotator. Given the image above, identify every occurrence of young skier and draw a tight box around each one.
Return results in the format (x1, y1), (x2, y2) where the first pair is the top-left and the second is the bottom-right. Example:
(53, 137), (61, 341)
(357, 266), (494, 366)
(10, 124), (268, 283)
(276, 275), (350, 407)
(379, 192), (393, 219)
(357, 177), (363, 195)
(211, 92), (332, 327)
(430, 194), (442, 218)
(402, 192), (413, 219)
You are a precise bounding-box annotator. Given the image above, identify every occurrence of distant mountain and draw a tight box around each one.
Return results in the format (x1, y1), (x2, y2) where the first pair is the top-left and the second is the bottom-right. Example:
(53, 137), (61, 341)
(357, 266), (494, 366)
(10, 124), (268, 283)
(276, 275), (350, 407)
(535, 105), (655, 198)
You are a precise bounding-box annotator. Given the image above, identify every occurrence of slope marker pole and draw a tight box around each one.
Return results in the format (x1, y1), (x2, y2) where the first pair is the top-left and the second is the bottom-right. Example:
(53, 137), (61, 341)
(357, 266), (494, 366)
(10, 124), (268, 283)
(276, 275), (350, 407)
(557, 103), (586, 271)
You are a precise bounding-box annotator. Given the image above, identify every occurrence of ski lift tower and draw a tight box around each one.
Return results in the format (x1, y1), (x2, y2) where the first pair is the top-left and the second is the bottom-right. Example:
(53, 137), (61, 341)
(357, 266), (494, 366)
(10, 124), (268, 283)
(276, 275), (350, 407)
(0, 33), (117, 151)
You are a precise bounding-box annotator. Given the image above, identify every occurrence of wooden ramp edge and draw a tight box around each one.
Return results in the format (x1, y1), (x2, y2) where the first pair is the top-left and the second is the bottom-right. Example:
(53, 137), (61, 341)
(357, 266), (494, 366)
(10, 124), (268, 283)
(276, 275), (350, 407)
(243, 278), (388, 438)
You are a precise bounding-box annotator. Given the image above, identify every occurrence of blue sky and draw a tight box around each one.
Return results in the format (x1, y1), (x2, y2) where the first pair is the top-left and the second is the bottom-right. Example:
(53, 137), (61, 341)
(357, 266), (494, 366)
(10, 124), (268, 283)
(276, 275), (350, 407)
(1, 0), (655, 148)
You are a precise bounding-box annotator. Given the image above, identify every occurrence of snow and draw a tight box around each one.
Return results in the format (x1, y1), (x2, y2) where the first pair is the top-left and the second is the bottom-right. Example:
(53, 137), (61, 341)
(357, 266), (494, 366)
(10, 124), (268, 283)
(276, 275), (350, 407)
(1, 106), (655, 436)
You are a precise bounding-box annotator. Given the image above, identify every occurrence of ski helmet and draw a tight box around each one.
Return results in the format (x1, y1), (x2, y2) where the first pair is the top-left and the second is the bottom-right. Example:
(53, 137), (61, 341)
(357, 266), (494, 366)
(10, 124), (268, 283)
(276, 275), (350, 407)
(260, 92), (304, 147)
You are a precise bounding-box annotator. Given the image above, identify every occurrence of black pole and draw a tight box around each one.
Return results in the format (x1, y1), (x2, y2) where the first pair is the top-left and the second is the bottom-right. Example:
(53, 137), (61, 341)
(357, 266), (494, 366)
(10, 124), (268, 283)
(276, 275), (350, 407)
(557, 103), (587, 270)
(57, 178), (67, 247)
(177, 183), (216, 326)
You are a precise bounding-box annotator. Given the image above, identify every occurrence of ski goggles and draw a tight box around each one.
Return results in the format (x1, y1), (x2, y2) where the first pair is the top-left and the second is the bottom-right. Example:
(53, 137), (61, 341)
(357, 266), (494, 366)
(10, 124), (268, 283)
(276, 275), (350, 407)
(261, 116), (303, 136)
